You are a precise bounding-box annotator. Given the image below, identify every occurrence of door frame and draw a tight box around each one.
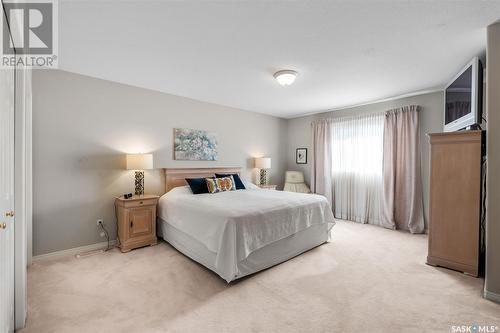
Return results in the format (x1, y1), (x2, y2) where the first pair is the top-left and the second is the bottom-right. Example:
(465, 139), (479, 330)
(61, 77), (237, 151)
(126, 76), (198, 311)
(1, 0), (32, 328)
(14, 67), (32, 330)
(0, 3), (15, 332)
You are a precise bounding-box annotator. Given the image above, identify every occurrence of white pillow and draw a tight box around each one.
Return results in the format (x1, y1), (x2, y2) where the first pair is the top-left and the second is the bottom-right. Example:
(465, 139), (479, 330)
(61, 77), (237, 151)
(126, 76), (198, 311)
(243, 181), (260, 190)
(168, 185), (192, 195)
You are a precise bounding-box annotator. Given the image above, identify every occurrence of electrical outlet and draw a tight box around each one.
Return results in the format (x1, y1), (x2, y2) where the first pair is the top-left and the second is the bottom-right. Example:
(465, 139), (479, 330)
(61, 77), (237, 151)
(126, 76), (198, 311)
(97, 219), (103, 226)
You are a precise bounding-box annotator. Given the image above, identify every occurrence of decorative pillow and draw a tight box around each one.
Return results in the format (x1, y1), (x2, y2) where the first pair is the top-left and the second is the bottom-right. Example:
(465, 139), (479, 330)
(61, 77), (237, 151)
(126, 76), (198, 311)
(215, 173), (246, 190)
(206, 176), (236, 193)
(186, 177), (212, 194)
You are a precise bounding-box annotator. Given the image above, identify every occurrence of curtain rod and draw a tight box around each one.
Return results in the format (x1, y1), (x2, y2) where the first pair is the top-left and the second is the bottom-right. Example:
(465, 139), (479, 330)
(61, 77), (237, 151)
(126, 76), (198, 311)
(311, 105), (420, 125)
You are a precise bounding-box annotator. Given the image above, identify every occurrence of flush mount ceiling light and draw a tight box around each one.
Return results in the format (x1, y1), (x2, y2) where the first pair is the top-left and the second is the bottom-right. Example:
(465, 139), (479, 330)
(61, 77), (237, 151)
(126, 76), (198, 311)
(274, 70), (297, 86)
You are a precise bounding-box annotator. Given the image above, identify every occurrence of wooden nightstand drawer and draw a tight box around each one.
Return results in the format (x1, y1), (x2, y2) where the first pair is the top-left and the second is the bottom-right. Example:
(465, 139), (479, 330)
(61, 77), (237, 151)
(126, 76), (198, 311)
(119, 197), (158, 209)
(115, 195), (159, 252)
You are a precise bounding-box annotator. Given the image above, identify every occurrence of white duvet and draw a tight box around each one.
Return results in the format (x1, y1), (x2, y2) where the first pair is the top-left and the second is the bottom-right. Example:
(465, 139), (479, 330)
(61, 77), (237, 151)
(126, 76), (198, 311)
(158, 184), (335, 281)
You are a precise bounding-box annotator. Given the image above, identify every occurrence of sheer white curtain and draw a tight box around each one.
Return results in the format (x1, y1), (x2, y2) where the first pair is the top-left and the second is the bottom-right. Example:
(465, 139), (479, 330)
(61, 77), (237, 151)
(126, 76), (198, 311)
(311, 114), (385, 225)
(330, 114), (384, 224)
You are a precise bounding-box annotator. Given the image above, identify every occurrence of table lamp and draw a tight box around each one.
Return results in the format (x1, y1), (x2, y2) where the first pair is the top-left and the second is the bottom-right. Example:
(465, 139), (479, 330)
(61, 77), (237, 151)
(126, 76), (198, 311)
(126, 153), (153, 196)
(255, 157), (271, 185)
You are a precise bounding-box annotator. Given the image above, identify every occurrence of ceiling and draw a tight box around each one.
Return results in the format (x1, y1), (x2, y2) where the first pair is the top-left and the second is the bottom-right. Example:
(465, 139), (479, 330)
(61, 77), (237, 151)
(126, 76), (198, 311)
(58, 1), (500, 118)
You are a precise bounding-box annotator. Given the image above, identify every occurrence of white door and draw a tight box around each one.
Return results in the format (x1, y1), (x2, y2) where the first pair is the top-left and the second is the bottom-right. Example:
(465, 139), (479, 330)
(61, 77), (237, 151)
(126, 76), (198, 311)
(0, 32), (16, 333)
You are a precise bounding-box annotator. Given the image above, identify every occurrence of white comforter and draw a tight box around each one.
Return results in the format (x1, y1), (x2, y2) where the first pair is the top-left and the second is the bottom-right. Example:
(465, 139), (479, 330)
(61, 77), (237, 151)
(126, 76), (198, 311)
(158, 185), (335, 281)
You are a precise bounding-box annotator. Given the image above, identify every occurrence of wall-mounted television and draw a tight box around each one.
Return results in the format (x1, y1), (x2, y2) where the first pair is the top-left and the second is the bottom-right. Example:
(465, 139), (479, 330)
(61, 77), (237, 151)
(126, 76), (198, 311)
(444, 57), (483, 132)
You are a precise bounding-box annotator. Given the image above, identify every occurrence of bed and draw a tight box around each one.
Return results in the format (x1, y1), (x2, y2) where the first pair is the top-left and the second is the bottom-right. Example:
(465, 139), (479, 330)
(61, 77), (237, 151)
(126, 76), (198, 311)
(157, 168), (335, 282)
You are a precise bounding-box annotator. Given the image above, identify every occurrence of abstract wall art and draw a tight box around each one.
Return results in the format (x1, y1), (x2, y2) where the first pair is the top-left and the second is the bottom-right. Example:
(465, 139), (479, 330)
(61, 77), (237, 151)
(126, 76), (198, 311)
(174, 128), (218, 161)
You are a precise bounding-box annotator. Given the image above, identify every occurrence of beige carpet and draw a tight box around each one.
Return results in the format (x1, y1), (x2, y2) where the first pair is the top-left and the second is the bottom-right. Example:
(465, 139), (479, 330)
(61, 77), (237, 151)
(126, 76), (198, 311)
(20, 221), (499, 333)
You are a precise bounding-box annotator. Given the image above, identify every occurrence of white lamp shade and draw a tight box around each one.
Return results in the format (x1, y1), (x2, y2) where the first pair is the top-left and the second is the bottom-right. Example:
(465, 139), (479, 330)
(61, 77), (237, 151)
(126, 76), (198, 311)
(126, 153), (153, 170)
(255, 157), (271, 169)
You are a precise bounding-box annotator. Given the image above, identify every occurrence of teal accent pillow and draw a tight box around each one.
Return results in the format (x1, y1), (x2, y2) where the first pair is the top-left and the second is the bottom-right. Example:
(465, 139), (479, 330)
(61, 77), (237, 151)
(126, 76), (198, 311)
(186, 178), (212, 194)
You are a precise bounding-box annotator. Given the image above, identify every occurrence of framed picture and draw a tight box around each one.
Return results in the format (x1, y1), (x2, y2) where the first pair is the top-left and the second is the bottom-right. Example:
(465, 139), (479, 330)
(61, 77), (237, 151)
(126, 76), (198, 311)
(296, 148), (307, 164)
(174, 128), (218, 161)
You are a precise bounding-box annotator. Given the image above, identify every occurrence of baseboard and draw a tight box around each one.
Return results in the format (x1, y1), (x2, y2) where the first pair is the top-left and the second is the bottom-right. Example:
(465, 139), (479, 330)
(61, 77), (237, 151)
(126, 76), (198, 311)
(484, 289), (500, 304)
(33, 240), (117, 262)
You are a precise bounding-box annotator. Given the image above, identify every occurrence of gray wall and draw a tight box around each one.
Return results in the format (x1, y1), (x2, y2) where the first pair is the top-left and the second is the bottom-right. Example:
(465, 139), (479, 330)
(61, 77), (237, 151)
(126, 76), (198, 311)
(286, 91), (444, 227)
(485, 22), (500, 302)
(32, 70), (288, 256)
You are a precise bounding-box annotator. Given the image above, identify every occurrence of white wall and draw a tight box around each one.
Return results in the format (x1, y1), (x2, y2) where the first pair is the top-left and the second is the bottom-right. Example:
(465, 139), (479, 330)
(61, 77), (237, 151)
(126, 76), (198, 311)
(32, 70), (288, 256)
(485, 22), (500, 303)
(286, 91), (444, 228)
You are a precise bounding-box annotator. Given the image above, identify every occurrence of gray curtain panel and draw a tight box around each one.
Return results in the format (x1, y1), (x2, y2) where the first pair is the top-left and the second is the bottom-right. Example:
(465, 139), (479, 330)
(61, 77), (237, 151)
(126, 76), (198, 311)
(310, 120), (333, 205)
(381, 105), (425, 233)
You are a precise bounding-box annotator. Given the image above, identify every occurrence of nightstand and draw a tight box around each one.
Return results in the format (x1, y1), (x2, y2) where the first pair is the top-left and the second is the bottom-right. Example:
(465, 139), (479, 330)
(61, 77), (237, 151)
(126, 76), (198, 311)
(115, 194), (159, 252)
(259, 184), (277, 190)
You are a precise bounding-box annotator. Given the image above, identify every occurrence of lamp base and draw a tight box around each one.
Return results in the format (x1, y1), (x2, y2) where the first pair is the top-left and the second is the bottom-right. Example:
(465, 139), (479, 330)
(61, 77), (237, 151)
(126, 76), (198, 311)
(135, 171), (144, 195)
(259, 169), (268, 185)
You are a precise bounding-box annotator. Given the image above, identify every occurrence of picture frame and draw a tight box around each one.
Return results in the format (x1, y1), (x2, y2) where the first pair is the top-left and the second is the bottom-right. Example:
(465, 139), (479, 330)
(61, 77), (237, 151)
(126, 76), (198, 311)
(296, 148), (307, 164)
(174, 128), (218, 161)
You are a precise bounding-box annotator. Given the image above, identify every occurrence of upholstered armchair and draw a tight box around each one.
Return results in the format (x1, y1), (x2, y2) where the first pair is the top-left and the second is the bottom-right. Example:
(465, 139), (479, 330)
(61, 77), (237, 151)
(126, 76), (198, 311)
(283, 171), (311, 193)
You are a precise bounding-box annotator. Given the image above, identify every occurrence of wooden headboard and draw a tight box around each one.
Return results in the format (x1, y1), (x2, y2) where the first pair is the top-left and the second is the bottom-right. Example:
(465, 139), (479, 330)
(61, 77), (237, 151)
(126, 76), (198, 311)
(164, 167), (242, 192)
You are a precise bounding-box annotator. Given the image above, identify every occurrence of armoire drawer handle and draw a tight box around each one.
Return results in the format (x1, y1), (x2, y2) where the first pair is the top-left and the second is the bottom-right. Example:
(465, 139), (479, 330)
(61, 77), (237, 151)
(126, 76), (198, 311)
(140, 201), (143, 204)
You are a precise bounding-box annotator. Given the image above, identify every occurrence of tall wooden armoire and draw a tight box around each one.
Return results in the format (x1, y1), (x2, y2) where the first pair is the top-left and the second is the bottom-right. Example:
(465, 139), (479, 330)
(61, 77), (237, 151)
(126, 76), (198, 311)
(427, 130), (484, 276)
